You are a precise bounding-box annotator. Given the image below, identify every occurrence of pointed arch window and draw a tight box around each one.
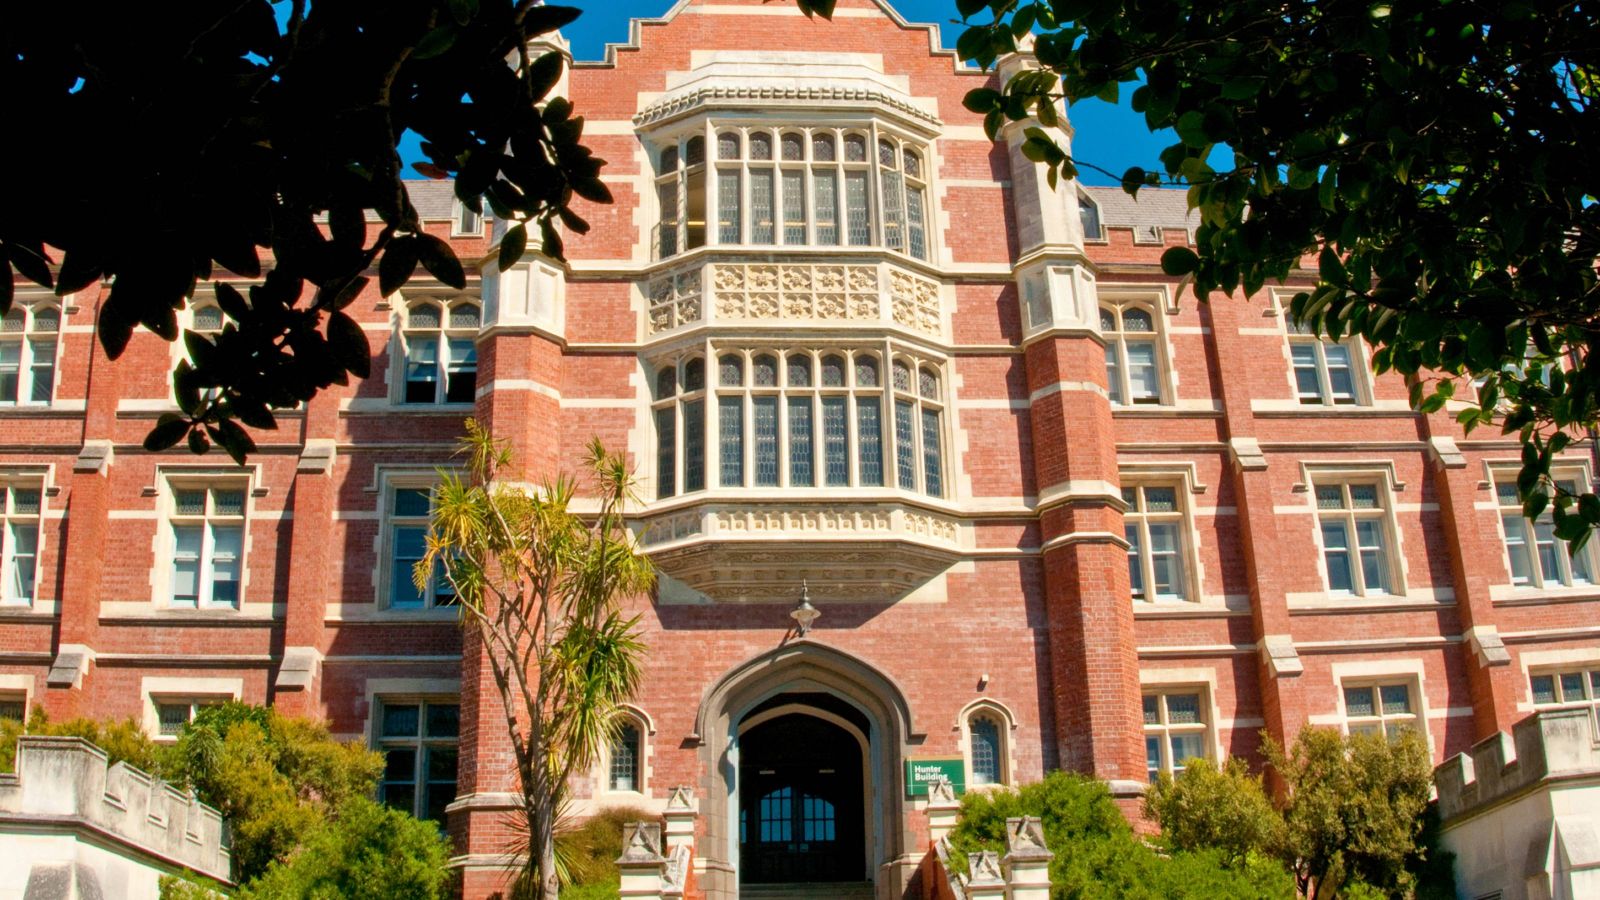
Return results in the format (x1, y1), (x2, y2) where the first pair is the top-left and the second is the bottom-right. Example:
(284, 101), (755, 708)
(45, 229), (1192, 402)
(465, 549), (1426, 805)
(1101, 301), (1167, 406)
(609, 721), (642, 792)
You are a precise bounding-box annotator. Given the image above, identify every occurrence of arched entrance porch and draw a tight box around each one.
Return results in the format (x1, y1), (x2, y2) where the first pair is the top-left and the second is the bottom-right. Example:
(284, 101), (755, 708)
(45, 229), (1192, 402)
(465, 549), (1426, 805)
(693, 642), (921, 900)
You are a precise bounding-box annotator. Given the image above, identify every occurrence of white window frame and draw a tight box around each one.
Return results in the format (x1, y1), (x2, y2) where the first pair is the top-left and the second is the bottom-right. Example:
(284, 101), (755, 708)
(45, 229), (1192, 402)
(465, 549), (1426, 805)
(452, 197), (485, 237)
(1493, 468), (1598, 589)
(1311, 477), (1402, 598)
(1121, 480), (1194, 603)
(161, 478), (250, 609)
(0, 478), (44, 607)
(1338, 678), (1423, 741)
(0, 298), (61, 407)
(1100, 300), (1168, 406)
(649, 343), (948, 500)
(372, 695), (461, 825)
(1142, 687), (1212, 781)
(0, 674), (31, 722)
(141, 676), (241, 741)
(1285, 316), (1367, 406)
(1529, 666), (1600, 738)
(397, 296), (480, 406)
(380, 478), (458, 611)
(652, 120), (937, 263)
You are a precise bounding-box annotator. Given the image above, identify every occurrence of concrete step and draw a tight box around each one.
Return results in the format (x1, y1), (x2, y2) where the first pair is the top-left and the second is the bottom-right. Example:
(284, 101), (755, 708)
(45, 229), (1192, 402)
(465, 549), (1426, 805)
(740, 882), (876, 900)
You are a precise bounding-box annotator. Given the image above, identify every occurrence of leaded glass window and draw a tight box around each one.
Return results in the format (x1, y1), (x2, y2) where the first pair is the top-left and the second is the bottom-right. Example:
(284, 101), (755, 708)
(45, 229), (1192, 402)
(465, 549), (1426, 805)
(969, 716), (1002, 786)
(609, 722), (641, 791)
(652, 349), (945, 497)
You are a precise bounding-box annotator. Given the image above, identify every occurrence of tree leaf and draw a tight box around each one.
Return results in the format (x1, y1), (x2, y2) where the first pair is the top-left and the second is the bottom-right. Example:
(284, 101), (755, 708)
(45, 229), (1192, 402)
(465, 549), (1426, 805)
(144, 414), (191, 452)
(416, 233), (467, 289)
(499, 223), (528, 271)
(1160, 247), (1200, 276)
(379, 237), (420, 297)
(327, 310), (371, 379)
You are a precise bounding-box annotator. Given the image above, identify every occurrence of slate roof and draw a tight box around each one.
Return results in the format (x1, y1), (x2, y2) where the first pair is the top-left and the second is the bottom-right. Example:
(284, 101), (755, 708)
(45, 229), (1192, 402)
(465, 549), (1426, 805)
(1081, 185), (1196, 241)
(401, 177), (1197, 239)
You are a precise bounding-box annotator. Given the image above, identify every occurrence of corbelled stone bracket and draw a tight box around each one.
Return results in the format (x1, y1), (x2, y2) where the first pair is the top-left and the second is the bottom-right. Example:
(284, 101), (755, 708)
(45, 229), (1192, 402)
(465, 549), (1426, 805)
(1228, 437), (1269, 472)
(1259, 634), (1304, 677)
(46, 643), (94, 689)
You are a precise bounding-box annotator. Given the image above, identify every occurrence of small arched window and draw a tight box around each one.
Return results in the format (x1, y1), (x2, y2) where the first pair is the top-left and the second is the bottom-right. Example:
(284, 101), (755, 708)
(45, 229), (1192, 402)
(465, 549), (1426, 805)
(969, 715), (1002, 786)
(655, 366), (676, 400)
(718, 131), (741, 160)
(781, 132), (804, 161)
(813, 133), (836, 162)
(844, 134), (868, 162)
(787, 354), (812, 387)
(685, 136), (705, 166)
(750, 132), (773, 161)
(609, 721), (642, 792)
(753, 354), (778, 387)
(719, 353), (744, 387)
(192, 305), (224, 333)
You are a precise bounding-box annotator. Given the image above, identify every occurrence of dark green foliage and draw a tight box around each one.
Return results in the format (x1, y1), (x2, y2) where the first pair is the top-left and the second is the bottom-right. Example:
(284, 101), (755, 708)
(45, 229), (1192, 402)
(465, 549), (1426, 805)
(0, 708), (162, 775)
(947, 771), (1292, 899)
(1, 2), (606, 460)
(1265, 728), (1446, 898)
(162, 701), (385, 883)
(955, 0), (1600, 545)
(235, 797), (451, 900)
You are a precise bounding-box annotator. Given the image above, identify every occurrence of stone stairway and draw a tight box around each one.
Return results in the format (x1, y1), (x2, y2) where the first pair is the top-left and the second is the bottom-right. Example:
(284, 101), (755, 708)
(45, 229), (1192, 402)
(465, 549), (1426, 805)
(740, 882), (876, 900)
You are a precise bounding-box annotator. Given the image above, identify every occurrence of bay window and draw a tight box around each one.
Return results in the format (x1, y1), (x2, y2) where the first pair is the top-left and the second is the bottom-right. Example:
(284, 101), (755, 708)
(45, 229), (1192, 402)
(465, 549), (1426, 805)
(654, 125), (931, 261)
(652, 347), (945, 499)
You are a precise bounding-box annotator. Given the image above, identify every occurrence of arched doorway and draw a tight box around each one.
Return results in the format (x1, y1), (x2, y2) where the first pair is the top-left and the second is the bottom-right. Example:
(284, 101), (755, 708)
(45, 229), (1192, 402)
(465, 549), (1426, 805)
(693, 643), (921, 900)
(738, 696), (869, 884)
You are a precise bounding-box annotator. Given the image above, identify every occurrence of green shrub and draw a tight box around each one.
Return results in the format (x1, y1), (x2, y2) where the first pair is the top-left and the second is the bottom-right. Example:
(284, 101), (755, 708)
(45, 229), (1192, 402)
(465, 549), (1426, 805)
(948, 772), (1292, 899)
(1145, 757), (1284, 866)
(1267, 728), (1448, 898)
(238, 797), (451, 900)
(557, 806), (653, 897)
(161, 701), (385, 883)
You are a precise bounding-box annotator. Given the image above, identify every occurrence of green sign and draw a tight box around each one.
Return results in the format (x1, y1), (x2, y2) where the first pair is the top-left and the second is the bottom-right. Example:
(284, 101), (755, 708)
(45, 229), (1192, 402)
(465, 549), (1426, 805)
(904, 757), (966, 797)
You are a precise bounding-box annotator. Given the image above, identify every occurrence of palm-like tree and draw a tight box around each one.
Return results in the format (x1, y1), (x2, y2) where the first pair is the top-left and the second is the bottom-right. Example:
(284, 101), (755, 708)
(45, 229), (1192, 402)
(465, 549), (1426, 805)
(419, 421), (655, 900)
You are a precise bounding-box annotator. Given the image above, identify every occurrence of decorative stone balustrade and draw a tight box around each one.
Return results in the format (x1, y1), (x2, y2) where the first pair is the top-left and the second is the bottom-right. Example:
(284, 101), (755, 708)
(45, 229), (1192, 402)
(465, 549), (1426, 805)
(645, 259), (944, 339)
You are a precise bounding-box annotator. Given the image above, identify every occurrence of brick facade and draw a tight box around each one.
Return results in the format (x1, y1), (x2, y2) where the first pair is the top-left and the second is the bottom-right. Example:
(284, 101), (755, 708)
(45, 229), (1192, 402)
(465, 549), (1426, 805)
(2, 1), (1595, 897)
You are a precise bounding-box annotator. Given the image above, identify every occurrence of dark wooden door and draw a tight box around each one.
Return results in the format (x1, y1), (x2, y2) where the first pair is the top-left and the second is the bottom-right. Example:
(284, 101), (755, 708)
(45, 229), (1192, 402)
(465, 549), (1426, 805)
(739, 714), (865, 884)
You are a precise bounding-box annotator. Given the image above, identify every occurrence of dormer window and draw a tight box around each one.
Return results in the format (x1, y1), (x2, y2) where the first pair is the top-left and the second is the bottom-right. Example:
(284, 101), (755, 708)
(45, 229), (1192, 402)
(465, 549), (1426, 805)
(1078, 190), (1103, 241)
(654, 125), (932, 261)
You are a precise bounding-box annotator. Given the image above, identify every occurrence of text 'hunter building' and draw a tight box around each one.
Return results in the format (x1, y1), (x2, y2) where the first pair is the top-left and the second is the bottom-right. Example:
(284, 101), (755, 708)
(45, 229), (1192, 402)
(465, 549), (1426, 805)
(3, 1), (1598, 898)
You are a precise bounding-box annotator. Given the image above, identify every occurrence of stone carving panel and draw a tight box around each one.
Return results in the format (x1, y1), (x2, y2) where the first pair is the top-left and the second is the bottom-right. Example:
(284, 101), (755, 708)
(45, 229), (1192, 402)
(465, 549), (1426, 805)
(646, 268), (705, 335)
(890, 269), (942, 334)
(638, 512), (703, 546)
(709, 263), (881, 324)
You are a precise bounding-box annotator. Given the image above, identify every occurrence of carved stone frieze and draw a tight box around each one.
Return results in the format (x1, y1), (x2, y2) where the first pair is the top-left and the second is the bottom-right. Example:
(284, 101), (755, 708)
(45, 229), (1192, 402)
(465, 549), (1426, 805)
(648, 260), (944, 337)
(646, 268), (705, 335)
(636, 502), (964, 602)
(709, 262), (881, 325)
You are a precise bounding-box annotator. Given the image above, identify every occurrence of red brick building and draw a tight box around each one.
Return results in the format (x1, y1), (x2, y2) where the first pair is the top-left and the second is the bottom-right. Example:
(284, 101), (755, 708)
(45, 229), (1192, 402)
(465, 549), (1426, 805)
(3, 1), (1598, 897)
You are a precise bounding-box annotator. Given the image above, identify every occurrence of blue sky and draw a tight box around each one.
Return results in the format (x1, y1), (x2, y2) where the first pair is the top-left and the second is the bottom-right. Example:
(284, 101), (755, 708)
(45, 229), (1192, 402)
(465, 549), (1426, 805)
(398, 0), (1192, 186)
